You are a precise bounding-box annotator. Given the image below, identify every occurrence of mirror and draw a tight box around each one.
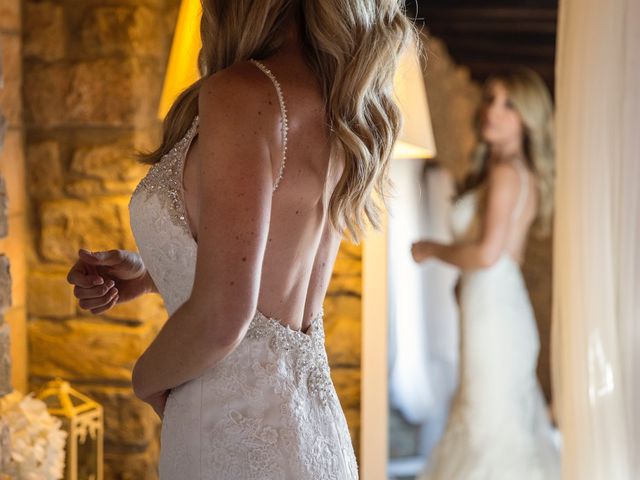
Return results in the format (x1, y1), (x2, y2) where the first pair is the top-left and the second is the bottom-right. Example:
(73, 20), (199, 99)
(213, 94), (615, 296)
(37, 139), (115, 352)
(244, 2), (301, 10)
(361, 2), (562, 478)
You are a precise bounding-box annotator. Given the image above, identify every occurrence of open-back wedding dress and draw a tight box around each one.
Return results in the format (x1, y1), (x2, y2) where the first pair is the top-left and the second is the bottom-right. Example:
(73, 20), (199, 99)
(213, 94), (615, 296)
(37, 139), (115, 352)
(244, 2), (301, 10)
(128, 59), (359, 479)
(418, 166), (561, 479)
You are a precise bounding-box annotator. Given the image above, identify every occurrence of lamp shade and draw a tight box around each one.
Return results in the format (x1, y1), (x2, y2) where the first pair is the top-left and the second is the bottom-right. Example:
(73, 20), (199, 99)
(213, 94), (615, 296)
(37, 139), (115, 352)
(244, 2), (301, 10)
(391, 39), (437, 160)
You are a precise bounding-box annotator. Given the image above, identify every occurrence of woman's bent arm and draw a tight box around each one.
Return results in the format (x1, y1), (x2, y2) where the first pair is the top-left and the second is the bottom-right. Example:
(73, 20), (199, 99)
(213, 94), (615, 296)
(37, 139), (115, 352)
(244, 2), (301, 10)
(414, 162), (521, 270)
(132, 65), (275, 399)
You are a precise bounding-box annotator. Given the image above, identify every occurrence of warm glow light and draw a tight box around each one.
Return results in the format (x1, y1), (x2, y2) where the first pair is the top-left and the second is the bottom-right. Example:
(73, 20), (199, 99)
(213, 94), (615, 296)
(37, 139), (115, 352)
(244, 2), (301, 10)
(392, 140), (436, 160)
(157, 0), (202, 119)
(391, 39), (437, 160)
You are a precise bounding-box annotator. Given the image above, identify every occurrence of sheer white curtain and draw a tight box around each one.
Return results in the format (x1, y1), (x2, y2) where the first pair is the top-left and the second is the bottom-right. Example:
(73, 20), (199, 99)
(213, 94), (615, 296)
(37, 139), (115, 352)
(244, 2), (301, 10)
(552, 0), (640, 478)
(387, 160), (459, 442)
(415, 166), (460, 456)
(388, 158), (437, 423)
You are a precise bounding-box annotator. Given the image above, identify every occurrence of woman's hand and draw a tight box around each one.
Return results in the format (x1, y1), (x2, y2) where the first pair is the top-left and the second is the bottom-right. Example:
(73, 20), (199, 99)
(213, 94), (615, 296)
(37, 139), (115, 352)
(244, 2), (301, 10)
(411, 240), (436, 263)
(67, 249), (156, 314)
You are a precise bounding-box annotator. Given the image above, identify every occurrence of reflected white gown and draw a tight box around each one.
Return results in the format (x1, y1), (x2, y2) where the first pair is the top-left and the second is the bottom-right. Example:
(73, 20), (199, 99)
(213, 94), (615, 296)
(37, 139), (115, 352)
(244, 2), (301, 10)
(418, 167), (560, 480)
(128, 59), (359, 479)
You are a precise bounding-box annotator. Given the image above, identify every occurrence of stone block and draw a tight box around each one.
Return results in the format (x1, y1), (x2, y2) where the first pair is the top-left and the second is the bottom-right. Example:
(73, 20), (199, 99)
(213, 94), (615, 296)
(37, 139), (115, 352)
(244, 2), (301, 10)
(64, 58), (162, 126)
(323, 295), (361, 368)
(80, 6), (163, 57)
(0, 412), (13, 476)
(103, 433), (159, 480)
(23, 1), (65, 61)
(27, 269), (76, 318)
(0, 323), (11, 396)
(326, 273), (360, 297)
(70, 142), (150, 187)
(26, 140), (64, 200)
(0, 0), (20, 32)
(76, 384), (160, 448)
(24, 58), (162, 128)
(0, 254), (10, 313)
(0, 32), (22, 126)
(330, 367), (360, 411)
(29, 317), (157, 382)
(39, 197), (130, 263)
(0, 215), (27, 308)
(0, 180), (5, 238)
(23, 62), (68, 128)
(337, 239), (362, 264)
(0, 129), (27, 216)
(327, 239), (361, 295)
(65, 178), (143, 198)
(3, 307), (26, 392)
(0, 113), (5, 154)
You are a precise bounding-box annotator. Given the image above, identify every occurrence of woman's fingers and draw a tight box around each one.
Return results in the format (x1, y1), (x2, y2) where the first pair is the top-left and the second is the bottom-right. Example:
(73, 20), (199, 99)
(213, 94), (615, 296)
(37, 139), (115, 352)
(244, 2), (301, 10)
(89, 292), (119, 315)
(67, 260), (104, 288)
(78, 287), (119, 311)
(73, 279), (115, 300)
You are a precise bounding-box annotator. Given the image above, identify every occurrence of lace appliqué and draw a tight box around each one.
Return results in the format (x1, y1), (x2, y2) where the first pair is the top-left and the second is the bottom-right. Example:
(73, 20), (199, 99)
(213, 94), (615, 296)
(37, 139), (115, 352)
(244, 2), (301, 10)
(246, 308), (334, 406)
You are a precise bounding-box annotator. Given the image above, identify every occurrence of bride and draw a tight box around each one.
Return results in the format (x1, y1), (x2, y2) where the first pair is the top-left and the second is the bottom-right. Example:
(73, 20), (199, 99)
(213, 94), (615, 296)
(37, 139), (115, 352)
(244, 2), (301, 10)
(66, 0), (419, 478)
(411, 67), (560, 479)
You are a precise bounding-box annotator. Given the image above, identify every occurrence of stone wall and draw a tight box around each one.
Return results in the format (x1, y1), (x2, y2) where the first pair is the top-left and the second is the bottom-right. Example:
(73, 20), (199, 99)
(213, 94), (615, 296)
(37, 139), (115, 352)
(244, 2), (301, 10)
(0, 0), (25, 473)
(23, 0), (180, 476)
(325, 240), (362, 457)
(21, 0), (364, 477)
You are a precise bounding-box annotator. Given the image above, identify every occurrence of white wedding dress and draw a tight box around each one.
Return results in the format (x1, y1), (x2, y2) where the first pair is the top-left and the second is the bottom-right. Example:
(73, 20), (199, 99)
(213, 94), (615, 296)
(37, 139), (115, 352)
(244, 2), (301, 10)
(128, 59), (359, 479)
(417, 167), (561, 480)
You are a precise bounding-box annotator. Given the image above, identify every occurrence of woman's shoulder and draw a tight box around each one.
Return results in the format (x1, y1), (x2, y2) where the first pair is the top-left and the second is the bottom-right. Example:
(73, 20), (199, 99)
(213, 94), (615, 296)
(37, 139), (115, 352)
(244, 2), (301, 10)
(199, 60), (276, 103)
(197, 60), (287, 136)
(488, 158), (523, 180)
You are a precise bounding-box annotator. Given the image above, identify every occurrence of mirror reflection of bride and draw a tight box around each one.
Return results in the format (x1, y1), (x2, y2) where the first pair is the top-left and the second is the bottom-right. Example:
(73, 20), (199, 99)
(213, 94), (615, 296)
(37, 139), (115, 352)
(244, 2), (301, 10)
(411, 67), (561, 479)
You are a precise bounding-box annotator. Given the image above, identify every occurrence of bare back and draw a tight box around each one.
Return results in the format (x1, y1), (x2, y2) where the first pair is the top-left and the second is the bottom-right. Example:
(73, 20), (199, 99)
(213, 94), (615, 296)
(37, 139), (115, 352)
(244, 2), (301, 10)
(501, 161), (539, 265)
(181, 54), (345, 334)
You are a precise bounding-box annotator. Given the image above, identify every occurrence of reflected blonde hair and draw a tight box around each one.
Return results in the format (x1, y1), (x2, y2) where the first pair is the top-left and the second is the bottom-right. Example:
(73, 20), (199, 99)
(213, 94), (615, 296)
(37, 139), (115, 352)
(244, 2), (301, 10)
(136, 0), (421, 244)
(457, 67), (555, 238)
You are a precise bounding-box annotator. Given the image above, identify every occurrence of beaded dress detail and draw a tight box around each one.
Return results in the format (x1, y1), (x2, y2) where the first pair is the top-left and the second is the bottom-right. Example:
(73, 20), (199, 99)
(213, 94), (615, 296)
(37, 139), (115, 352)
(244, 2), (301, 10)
(128, 59), (359, 479)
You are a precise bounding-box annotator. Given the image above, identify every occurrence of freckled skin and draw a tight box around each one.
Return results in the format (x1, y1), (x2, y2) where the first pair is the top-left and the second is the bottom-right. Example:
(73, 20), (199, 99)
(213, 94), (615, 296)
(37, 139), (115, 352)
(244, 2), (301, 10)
(178, 53), (342, 333)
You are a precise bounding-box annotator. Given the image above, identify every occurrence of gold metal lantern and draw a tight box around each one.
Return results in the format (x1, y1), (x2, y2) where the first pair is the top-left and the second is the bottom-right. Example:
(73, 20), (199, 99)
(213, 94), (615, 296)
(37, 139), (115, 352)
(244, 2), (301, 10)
(36, 378), (104, 480)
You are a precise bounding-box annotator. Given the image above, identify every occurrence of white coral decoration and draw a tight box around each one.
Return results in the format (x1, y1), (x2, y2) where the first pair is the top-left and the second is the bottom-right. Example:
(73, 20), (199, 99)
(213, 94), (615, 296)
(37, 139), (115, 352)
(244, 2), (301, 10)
(0, 390), (68, 479)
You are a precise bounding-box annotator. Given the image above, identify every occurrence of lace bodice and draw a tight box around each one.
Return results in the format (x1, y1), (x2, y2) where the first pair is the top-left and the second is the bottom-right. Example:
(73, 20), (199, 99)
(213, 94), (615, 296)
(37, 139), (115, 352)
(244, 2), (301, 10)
(128, 59), (359, 479)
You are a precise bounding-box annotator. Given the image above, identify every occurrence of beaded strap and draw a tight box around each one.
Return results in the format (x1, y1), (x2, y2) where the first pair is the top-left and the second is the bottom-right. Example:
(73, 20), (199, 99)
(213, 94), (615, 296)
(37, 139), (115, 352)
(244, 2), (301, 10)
(512, 166), (529, 221)
(248, 58), (289, 193)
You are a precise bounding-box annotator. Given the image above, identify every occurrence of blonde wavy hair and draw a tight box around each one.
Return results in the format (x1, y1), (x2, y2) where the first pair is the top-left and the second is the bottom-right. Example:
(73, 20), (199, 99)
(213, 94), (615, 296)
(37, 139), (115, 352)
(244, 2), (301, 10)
(136, 0), (421, 244)
(456, 67), (555, 238)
